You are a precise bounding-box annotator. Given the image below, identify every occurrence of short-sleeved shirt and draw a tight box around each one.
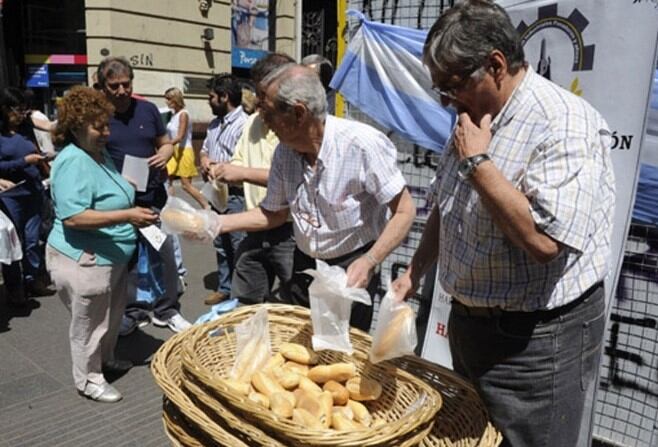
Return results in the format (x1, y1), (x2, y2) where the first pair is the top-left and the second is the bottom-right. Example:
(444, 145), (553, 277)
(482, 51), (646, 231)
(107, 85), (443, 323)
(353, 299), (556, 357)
(0, 133), (43, 198)
(230, 112), (279, 210)
(435, 68), (615, 311)
(106, 98), (167, 207)
(261, 115), (407, 259)
(48, 143), (137, 265)
(200, 106), (248, 164)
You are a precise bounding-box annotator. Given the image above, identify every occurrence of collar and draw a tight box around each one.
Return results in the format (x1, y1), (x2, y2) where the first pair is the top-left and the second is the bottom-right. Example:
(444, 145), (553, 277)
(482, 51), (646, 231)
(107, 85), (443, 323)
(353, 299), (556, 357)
(490, 66), (533, 134)
(221, 105), (244, 125)
(315, 114), (333, 167)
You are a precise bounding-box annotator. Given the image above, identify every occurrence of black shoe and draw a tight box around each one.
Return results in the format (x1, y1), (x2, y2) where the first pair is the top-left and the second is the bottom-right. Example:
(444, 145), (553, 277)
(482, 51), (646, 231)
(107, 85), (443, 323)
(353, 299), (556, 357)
(27, 280), (56, 297)
(6, 286), (28, 307)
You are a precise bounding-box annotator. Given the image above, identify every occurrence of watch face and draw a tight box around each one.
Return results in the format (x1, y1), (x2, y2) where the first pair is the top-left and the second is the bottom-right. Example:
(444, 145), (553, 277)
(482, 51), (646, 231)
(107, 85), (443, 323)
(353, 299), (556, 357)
(458, 159), (472, 180)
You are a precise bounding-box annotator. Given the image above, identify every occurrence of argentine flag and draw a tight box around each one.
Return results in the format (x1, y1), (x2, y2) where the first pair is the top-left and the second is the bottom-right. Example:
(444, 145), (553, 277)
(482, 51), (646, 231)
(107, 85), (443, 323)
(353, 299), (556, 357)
(330, 10), (454, 153)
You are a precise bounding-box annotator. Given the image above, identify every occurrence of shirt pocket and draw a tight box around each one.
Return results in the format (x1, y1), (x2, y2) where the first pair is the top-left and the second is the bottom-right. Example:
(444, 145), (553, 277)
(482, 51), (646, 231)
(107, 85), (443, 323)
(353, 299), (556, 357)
(322, 195), (363, 231)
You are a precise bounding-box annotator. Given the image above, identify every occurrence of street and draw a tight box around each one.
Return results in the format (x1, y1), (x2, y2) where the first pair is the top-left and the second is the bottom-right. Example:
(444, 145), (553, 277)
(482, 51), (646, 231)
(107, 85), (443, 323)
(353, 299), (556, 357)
(0, 222), (216, 447)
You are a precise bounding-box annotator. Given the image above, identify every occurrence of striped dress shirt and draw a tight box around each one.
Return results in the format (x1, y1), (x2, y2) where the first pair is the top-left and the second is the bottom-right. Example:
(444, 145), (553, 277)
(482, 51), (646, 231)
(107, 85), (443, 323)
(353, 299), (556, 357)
(200, 106), (248, 163)
(435, 68), (615, 311)
(261, 115), (407, 259)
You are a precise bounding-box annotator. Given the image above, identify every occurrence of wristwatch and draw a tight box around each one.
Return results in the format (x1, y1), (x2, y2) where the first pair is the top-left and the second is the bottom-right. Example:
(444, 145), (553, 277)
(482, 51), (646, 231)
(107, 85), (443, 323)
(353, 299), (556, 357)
(457, 154), (491, 180)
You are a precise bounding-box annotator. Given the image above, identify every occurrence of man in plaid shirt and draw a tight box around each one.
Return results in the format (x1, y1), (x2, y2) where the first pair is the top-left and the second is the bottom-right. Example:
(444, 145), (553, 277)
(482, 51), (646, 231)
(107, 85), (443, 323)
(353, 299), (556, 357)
(393, 1), (615, 446)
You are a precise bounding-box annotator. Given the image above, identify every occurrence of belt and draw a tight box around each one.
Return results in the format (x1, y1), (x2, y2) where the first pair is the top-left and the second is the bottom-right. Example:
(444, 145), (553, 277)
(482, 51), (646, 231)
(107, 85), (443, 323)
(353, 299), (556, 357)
(228, 186), (244, 197)
(451, 281), (603, 321)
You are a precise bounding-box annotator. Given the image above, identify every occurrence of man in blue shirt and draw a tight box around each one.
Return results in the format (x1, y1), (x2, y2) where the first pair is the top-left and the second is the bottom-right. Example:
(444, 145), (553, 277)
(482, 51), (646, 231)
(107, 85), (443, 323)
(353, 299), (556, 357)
(98, 56), (191, 335)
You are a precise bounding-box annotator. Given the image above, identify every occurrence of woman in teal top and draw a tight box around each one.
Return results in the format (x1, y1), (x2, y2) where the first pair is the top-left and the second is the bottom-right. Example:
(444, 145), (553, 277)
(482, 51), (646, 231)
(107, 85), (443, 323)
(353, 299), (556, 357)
(47, 87), (158, 403)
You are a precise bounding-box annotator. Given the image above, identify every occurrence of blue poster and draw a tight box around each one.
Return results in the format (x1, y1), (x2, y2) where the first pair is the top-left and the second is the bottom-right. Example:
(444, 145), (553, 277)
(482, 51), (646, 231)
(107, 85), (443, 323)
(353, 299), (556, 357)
(26, 64), (49, 87)
(231, 0), (269, 68)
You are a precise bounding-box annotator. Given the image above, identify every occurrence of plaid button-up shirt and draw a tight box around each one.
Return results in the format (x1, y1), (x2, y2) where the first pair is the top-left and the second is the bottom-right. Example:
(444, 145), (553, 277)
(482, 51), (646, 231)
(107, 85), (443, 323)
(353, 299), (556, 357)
(435, 68), (615, 311)
(200, 106), (248, 163)
(261, 115), (407, 259)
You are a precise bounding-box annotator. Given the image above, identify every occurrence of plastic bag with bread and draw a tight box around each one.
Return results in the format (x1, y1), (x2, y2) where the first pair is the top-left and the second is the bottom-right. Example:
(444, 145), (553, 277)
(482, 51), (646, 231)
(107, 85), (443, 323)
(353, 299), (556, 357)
(230, 308), (272, 383)
(160, 196), (221, 241)
(369, 288), (417, 364)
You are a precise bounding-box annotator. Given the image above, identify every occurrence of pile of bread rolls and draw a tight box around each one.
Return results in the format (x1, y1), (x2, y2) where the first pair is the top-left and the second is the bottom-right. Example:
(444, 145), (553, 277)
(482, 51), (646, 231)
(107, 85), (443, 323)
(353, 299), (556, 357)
(222, 342), (385, 431)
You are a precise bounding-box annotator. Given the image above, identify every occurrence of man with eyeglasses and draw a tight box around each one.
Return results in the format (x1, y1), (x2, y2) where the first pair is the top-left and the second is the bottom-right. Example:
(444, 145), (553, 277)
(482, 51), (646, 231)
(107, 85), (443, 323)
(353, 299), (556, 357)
(206, 63), (416, 332)
(97, 56), (192, 337)
(391, 1), (615, 446)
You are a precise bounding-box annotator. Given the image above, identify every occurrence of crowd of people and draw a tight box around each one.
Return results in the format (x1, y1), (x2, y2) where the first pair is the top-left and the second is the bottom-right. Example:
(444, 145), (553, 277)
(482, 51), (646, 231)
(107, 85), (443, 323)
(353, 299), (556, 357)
(0, 1), (615, 445)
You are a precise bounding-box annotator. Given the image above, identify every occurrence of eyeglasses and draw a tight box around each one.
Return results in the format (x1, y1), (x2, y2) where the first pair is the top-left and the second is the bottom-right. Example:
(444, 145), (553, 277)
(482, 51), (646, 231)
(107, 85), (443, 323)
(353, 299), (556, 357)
(432, 65), (487, 101)
(292, 182), (321, 230)
(106, 81), (131, 91)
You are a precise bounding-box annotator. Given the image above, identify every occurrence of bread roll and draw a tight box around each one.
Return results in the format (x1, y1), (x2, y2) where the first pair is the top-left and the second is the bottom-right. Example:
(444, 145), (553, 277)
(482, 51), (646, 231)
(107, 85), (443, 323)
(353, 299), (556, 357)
(284, 361), (309, 376)
(222, 378), (251, 396)
(323, 380), (349, 406)
(332, 405), (354, 420)
(160, 208), (205, 233)
(345, 376), (382, 401)
(251, 371), (285, 397)
(292, 408), (323, 430)
(371, 306), (415, 359)
(248, 391), (270, 408)
(295, 391), (324, 420)
(319, 391), (333, 428)
(270, 392), (294, 418)
(347, 399), (372, 426)
(298, 376), (323, 394)
(271, 367), (301, 390)
(308, 363), (357, 383)
(332, 412), (362, 431)
(264, 353), (285, 371)
(280, 342), (319, 365)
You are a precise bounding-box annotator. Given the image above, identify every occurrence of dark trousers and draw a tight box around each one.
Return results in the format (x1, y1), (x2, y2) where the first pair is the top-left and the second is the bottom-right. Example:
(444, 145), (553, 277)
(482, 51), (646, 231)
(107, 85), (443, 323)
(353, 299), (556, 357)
(448, 282), (605, 447)
(230, 222), (296, 305)
(1, 193), (44, 289)
(213, 193), (245, 294)
(280, 242), (380, 332)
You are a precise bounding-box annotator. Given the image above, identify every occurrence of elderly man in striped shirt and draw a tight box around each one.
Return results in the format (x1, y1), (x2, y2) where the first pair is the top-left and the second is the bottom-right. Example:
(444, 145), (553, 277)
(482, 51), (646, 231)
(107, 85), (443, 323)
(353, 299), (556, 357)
(208, 63), (416, 332)
(199, 73), (248, 306)
(393, 1), (615, 446)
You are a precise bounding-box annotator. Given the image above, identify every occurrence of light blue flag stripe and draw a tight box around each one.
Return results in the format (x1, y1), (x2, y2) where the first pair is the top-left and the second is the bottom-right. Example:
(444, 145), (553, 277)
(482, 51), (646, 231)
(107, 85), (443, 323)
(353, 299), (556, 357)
(331, 10), (454, 152)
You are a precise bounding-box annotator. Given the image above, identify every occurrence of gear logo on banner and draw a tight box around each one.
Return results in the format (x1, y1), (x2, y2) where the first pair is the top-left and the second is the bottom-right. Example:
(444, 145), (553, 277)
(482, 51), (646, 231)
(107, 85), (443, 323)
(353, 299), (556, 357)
(516, 3), (595, 96)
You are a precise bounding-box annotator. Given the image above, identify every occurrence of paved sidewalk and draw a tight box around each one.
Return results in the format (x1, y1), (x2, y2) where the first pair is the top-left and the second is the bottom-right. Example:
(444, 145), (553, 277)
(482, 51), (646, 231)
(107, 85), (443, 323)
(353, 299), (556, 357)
(0, 235), (216, 447)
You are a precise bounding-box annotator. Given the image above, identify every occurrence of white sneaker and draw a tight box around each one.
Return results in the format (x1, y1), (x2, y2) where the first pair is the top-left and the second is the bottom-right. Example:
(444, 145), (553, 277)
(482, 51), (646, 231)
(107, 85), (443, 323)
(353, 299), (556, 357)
(153, 313), (191, 333)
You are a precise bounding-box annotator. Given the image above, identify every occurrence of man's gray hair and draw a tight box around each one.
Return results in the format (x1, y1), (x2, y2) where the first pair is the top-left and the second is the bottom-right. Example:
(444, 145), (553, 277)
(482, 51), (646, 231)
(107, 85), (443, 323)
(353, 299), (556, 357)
(261, 63), (327, 121)
(423, 0), (525, 79)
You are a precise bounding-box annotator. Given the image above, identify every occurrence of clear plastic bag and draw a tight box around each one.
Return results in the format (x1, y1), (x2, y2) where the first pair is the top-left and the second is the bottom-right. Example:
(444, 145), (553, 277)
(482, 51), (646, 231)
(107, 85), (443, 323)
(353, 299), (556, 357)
(304, 260), (372, 354)
(369, 288), (417, 364)
(200, 179), (228, 212)
(229, 307), (272, 383)
(160, 196), (220, 241)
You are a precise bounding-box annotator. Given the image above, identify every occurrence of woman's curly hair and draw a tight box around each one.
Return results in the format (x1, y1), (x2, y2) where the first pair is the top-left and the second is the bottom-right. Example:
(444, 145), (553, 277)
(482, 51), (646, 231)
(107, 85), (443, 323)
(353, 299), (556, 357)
(53, 86), (114, 147)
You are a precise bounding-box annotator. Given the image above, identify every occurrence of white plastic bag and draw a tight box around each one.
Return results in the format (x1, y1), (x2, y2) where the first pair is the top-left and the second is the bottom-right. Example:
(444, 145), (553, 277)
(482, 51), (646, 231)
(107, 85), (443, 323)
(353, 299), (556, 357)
(229, 307), (272, 383)
(370, 288), (417, 364)
(201, 180), (228, 212)
(160, 196), (220, 241)
(304, 260), (372, 354)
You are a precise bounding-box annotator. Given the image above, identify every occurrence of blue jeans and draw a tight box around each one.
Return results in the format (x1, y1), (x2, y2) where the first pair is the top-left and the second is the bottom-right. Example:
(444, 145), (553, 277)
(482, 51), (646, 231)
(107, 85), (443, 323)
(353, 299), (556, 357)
(213, 194), (245, 294)
(1, 193), (44, 289)
(230, 222), (296, 305)
(448, 283), (605, 447)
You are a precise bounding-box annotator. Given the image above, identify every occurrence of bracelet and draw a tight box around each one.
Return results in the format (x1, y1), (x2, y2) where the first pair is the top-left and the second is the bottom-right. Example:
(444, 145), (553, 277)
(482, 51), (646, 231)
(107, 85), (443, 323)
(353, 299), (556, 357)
(364, 252), (379, 266)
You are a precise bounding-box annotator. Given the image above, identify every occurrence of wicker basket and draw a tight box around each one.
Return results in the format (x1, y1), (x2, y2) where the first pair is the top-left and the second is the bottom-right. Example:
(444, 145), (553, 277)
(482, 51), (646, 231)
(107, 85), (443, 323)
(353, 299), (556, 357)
(181, 304), (442, 447)
(393, 356), (503, 447)
(151, 331), (251, 447)
(162, 398), (203, 447)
